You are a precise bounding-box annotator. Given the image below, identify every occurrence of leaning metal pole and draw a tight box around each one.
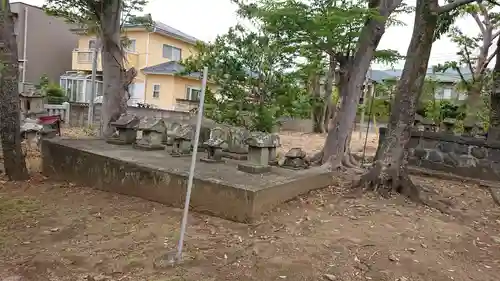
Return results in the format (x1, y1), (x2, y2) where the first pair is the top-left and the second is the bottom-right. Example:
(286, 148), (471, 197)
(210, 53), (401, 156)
(176, 66), (208, 261)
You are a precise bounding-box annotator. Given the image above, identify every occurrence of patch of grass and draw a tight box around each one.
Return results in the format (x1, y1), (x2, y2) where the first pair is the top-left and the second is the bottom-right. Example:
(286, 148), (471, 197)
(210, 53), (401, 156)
(0, 195), (41, 224)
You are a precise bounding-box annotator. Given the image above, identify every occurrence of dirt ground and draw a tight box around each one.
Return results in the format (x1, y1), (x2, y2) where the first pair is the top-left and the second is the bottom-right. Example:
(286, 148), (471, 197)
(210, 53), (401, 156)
(1, 129), (500, 281)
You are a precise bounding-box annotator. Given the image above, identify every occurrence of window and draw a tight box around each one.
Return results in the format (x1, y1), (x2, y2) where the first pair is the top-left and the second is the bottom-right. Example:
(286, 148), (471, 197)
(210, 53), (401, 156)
(162, 44), (182, 61)
(152, 84), (160, 98)
(186, 87), (201, 101)
(125, 39), (136, 52)
(443, 88), (452, 100)
(88, 39), (97, 49)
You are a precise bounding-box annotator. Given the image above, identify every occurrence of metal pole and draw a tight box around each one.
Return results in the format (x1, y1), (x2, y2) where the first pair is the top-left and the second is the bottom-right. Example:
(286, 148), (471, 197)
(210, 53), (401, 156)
(87, 47), (98, 126)
(176, 66), (208, 261)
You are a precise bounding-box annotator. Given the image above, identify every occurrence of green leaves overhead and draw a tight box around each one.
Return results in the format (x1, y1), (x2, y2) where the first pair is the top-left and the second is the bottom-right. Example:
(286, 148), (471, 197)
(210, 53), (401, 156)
(181, 25), (305, 132)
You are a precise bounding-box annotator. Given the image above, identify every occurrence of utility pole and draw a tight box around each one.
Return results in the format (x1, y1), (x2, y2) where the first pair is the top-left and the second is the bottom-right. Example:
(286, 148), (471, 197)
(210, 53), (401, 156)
(87, 46), (98, 127)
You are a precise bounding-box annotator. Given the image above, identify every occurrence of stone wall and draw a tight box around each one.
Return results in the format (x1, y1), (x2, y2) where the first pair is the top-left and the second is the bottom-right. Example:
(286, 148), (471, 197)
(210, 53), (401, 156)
(378, 127), (500, 181)
(68, 103), (191, 127)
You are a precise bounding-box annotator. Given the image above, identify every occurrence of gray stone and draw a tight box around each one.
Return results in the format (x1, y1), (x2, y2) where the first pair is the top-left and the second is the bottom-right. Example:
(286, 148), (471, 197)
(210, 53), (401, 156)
(471, 147), (487, 159)
(106, 114), (139, 145)
(227, 126), (250, 154)
(421, 139), (438, 149)
(285, 148), (307, 158)
(237, 131), (279, 174)
(458, 155), (477, 167)
(134, 117), (166, 150)
(201, 127), (227, 163)
(437, 142), (454, 153)
(427, 150), (443, 163)
(488, 149), (500, 162)
(170, 124), (193, 157)
(414, 148), (427, 159)
(454, 144), (469, 155)
(443, 153), (459, 166)
(281, 148), (309, 170)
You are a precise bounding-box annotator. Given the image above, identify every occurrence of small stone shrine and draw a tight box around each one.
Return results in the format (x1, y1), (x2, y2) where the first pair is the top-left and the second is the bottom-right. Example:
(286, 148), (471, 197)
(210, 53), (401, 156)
(200, 127), (226, 163)
(106, 114), (140, 145)
(237, 131), (279, 174)
(442, 118), (456, 134)
(225, 126), (250, 160)
(170, 124), (193, 157)
(279, 148), (310, 170)
(164, 122), (181, 146)
(414, 114), (424, 131)
(422, 118), (437, 132)
(134, 117), (166, 150)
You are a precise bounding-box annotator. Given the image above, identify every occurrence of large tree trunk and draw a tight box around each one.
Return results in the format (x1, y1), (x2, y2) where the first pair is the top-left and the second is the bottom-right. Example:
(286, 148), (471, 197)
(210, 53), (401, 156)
(0, 1), (28, 180)
(322, 54), (336, 132)
(100, 0), (128, 137)
(356, 0), (438, 200)
(488, 37), (500, 142)
(310, 73), (325, 133)
(321, 0), (401, 168)
(464, 83), (483, 123)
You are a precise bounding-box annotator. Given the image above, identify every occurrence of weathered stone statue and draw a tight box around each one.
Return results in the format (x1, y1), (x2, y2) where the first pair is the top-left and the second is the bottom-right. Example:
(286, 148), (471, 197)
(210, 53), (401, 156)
(200, 127), (226, 163)
(462, 120), (477, 137)
(279, 148), (310, 170)
(170, 123), (193, 157)
(225, 126), (250, 160)
(422, 118), (436, 132)
(106, 114), (139, 145)
(134, 117), (166, 150)
(268, 133), (281, 165)
(442, 118), (456, 134)
(237, 131), (279, 174)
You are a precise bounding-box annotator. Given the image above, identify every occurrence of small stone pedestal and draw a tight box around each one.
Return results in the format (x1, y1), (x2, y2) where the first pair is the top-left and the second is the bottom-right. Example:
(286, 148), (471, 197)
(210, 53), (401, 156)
(134, 118), (166, 151)
(106, 114), (139, 145)
(280, 148), (309, 170)
(237, 132), (277, 174)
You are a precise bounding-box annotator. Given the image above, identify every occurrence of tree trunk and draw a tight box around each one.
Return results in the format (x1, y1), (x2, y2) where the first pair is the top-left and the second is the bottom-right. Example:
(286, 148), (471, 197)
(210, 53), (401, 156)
(310, 73), (325, 133)
(321, 0), (401, 168)
(0, 1), (28, 180)
(488, 37), (500, 142)
(464, 83), (483, 123)
(356, 0), (438, 200)
(100, 0), (128, 137)
(322, 54), (336, 132)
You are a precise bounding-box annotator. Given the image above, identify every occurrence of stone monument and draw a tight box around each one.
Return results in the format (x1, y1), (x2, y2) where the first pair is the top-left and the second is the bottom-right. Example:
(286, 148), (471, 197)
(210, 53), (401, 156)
(106, 114), (139, 145)
(224, 126), (250, 160)
(134, 117), (166, 150)
(279, 148), (310, 170)
(200, 127), (226, 163)
(237, 131), (279, 174)
(170, 124), (193, 157)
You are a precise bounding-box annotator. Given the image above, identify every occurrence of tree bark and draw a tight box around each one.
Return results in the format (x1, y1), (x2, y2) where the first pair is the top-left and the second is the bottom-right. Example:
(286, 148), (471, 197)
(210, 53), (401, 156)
(321, 0), (402, 168)
(310, 73), (325, 133)
(322, 54), (336, 132)
(488, 36), (500, 142)
(0, 1), (28, 180)
(100, 0), (129, 137)
(356, 0), (438, 199)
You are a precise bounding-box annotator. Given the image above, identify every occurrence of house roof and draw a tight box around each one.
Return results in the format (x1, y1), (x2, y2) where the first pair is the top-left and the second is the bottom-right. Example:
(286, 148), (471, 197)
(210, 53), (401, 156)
(141, 61), (201, 78)
(72, 21), (200, 45)
(370, 68), (473, 83)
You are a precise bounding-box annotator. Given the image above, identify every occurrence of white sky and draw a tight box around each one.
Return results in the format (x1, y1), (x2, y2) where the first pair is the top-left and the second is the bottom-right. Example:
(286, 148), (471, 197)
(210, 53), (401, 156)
(16, 0), (483, 70)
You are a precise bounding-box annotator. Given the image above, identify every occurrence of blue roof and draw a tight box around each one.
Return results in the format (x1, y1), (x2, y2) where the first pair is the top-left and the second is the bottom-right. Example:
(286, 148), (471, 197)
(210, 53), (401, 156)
(142, 61), (201, 78)
(153, 21), (200, 45)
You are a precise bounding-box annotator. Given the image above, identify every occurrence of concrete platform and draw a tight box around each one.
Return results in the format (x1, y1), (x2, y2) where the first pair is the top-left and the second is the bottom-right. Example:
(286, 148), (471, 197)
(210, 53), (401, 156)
(41, 138), (333, 223)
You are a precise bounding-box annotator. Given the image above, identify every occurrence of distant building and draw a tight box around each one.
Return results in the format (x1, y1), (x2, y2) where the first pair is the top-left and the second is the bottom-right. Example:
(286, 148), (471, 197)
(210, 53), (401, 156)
(11, 2), (78, 85)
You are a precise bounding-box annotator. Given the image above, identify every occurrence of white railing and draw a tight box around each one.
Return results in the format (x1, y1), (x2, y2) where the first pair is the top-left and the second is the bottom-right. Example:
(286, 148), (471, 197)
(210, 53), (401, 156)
(44, 102), (70, 122)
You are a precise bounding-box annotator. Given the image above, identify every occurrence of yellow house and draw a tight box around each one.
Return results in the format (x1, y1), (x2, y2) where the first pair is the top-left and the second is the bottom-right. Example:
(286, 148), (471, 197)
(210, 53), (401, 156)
(60, 21), (206, 110)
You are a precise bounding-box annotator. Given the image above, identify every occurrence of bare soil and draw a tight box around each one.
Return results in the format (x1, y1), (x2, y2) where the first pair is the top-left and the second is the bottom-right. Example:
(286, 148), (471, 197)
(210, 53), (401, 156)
(1, 129), (499, 281)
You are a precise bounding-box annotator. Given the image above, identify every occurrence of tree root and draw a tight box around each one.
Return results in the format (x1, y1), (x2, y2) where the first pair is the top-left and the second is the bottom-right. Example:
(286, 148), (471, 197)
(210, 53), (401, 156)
(311, 150), (364, 174)
(351, 161), (462, 217)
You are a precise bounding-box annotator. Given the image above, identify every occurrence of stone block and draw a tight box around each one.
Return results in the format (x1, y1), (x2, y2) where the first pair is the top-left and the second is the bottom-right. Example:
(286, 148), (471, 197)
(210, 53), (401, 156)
(427, 150), (443, 163)
(437, 142), (454, 153)
(453, 144), (469, 155)
(471, 147), (487, 159)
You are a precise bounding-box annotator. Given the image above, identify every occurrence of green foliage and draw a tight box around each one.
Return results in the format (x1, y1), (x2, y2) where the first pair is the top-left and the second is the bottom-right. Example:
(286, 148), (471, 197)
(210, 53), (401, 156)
(35, 74), (49, 90)
(419, 100), (466, 123)
(45, 84), (67, 105)
(181, 25), (302, 132)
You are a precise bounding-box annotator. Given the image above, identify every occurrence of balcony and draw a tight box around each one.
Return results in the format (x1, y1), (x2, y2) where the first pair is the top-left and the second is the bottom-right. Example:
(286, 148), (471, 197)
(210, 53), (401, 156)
(71, 49), (139, 72)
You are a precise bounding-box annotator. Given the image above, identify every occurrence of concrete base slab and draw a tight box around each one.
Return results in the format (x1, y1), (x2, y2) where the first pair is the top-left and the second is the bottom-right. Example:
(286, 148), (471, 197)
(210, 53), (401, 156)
(237, 163), (272, 174)
(106, 139), (133, 145)
(133, 143), (165, 151)
(223, 152), (248, 160)
(42, 138), (333, 223)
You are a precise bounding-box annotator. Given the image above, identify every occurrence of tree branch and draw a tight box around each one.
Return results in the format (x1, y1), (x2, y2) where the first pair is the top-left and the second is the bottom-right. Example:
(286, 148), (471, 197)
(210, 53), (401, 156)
(436, 0), (477, 14)
(455, 67), (471, 89)
(493, 30), (500, 41)
(485, 47), (498, 69)
(463, 44), (476, 82)
(470, 11), (485, 34)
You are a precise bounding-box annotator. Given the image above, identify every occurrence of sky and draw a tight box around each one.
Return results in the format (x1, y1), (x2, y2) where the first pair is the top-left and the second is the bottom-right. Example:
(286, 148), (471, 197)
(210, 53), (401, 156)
(16, 0), (483, 70)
